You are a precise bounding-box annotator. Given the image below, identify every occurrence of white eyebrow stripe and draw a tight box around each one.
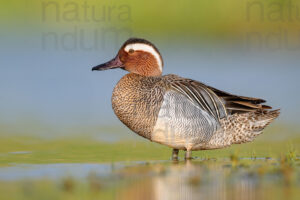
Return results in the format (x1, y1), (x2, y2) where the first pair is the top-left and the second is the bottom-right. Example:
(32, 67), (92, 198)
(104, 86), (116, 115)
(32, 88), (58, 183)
(124, 43), (163, 72)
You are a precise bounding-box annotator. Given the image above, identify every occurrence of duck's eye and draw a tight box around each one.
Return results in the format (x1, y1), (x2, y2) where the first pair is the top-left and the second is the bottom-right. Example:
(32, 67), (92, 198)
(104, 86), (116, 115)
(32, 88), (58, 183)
(128, 49), (134, 54)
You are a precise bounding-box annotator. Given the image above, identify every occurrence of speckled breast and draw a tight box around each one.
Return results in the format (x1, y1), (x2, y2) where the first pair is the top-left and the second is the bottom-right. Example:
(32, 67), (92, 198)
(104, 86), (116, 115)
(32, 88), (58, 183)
(111, 73), (165, 139)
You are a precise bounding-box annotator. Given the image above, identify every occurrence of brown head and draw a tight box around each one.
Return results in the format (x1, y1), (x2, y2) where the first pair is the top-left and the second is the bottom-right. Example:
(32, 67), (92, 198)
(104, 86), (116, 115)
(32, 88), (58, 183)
(92, 38), (163, 77)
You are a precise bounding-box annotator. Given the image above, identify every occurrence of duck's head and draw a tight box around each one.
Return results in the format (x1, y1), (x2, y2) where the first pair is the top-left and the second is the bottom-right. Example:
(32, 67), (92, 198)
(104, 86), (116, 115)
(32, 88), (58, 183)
(92, 38), (163, 77)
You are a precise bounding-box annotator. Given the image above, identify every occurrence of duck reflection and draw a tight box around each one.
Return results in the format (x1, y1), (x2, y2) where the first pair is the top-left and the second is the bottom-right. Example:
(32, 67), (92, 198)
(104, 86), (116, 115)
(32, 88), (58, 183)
(117, 160), (264, 200)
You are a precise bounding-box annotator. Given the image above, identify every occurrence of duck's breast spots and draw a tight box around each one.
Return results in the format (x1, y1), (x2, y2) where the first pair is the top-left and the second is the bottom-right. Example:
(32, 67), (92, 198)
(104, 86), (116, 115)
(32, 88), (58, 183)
(111, 74), (165, 139)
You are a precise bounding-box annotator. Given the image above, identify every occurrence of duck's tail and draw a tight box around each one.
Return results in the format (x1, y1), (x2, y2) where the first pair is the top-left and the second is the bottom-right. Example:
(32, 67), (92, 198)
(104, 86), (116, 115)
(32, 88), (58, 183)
(229, 109), (280, 144)
(203, 109), (280, 150)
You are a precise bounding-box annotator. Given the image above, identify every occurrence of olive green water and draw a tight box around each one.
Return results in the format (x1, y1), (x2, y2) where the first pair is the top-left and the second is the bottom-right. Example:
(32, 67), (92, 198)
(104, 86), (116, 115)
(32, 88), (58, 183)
(0, 125), (299, 200)
(0, 157), (299, 200)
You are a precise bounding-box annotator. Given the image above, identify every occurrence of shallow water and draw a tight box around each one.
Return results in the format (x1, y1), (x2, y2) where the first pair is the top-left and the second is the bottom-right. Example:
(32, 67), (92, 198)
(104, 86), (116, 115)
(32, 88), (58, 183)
(0, 163), (113, 181)
(0, 158), (299, 200)
(0, 158), (283, 181)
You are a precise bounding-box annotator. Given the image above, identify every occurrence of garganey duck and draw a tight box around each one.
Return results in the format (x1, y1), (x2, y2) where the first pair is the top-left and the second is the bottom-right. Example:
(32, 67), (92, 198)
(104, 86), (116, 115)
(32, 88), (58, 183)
(92, 38), (280, 160)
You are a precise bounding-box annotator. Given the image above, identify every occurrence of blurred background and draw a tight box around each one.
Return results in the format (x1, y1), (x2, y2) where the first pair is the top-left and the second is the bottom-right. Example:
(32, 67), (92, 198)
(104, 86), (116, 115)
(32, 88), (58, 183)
(1, 1), (300, 199)
(0, 0), (299, 139)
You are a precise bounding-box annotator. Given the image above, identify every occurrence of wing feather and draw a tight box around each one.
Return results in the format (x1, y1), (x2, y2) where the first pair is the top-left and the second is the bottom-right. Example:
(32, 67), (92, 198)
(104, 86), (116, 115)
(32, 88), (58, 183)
(164, 74), (272, 121)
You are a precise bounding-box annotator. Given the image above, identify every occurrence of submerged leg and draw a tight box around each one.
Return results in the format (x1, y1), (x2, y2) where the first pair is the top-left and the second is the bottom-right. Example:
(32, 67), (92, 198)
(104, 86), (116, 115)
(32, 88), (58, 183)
(172, 149), (179, 160)
(185, 150), (192, 160)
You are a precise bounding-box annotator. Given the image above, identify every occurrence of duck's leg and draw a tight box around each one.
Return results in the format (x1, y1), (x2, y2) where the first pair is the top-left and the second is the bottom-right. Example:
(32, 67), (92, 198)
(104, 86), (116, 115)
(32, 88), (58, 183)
(172, 149), (179, 160)
(185, 150), (192, 160)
